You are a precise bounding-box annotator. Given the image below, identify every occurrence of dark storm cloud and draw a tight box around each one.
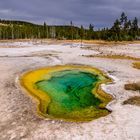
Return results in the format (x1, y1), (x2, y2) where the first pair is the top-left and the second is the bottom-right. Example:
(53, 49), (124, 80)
(0, 0), (140, 28)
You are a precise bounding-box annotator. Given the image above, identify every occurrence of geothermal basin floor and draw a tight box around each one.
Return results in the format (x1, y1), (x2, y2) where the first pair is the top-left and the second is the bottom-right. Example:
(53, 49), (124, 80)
(0, 40), (140, 140)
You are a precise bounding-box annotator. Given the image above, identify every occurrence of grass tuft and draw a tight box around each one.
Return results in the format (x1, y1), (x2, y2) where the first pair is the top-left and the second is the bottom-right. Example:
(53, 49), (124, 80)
(133, 62), (140, 69)
(123, 96), (140, 106)
(124, 82), (140, 91)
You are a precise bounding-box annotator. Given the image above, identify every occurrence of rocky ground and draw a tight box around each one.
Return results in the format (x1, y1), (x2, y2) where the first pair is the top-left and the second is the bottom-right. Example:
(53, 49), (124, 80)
(0, 40), (140, 140)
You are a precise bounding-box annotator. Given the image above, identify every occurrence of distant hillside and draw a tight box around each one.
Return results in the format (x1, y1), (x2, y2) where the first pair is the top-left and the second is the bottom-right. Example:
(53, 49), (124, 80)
(0, 19), (40, 26)
(0, 12), (140, 41)
(0, 19), (82, 40)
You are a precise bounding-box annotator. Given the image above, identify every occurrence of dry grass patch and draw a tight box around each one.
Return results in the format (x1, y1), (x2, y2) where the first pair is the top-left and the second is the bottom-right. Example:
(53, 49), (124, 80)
(85, 54), (140, 61)
(133, 62), (140, 69)
(62, 40), (140, 45)
(1, 39), (140, 45)
(123, 96), (140, 106)
(124, 82), (140, 91)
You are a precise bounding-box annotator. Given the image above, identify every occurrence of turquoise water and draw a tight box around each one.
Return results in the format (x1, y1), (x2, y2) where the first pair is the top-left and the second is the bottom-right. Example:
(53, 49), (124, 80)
(35, 70), (104, 118)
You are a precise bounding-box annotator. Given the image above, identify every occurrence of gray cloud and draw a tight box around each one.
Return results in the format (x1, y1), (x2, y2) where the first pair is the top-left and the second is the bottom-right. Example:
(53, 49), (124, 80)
(0, 0), (140, 28)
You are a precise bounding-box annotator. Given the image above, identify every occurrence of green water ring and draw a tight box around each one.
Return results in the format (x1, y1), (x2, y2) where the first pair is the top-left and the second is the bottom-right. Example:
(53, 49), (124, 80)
(20, 65), (113, 122)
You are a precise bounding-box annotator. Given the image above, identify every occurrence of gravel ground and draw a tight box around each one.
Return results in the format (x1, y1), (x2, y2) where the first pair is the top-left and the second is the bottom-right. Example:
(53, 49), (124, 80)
(0, 40), (140, 140)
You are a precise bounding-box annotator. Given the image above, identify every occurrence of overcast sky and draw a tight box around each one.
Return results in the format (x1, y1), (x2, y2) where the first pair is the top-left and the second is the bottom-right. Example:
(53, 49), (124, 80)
(0, 0), (140, 28)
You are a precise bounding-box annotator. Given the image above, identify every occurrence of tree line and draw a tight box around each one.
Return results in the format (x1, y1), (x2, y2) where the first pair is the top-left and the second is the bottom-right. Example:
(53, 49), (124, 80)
(0, 12), (139, 41)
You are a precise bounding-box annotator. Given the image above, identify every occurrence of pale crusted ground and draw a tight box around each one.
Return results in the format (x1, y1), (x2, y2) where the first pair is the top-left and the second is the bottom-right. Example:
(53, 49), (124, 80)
(0, 40), (140, 140)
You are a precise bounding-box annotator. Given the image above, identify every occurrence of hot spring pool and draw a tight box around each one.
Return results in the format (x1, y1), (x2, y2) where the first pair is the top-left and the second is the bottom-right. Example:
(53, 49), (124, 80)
(21, 65), (113, 122)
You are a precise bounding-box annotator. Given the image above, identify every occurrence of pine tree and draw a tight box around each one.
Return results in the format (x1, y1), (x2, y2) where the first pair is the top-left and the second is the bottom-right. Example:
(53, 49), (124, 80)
(88, 24), (94, 39)
(70, 21), (74, 40)
(110, 19), (121, 41)
(80, 25), (84, 46)
(120, 12), (127, 28)
(131, 17), (139, 38)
